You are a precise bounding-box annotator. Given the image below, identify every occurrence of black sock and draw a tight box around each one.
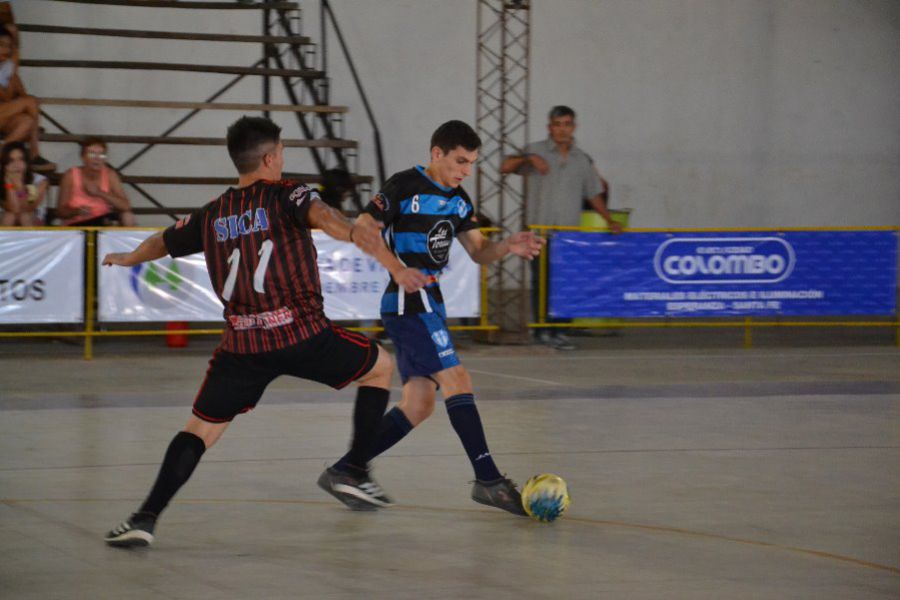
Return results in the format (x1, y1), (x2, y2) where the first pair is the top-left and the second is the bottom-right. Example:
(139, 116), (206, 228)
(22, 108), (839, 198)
(334, 406), (413, 472)
(444, 393), (502, 482)
(338, 386), (390, 474)
(139, 431), (206, 517)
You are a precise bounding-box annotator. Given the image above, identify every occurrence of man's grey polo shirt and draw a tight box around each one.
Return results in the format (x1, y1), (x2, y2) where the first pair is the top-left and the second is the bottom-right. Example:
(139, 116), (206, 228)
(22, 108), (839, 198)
(519, 138), (602, 227)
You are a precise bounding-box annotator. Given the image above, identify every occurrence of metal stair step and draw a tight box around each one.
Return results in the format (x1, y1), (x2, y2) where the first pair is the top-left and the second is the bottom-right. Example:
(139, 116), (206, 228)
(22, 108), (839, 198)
(21, 59), (322, 79)
(38, 97), (346, 113)
(19, 24), (310, 45)
(41, 133), (357, 149)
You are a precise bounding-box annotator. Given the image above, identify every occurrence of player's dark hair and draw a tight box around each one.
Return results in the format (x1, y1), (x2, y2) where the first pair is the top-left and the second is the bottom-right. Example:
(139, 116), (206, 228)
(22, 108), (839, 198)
(226, 116), (282, 174)
(0, 141), (34, 185)
(548, 105), (576, 121)
(430, 120), (481, 154)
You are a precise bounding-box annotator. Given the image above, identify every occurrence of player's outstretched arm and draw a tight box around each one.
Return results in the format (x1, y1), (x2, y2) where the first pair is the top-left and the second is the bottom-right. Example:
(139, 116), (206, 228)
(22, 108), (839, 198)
(353, 213), (428, 293)
(308, 201), (427, 292)
(307, 197), (355, 243)
(102, 231), (168, 267)
(348, 212), (387, 256)
(458, 229), (544, 265)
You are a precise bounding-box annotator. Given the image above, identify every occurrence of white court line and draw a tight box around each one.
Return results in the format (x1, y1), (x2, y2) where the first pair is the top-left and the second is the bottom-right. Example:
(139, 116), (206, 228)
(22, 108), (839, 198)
(466, 368), (563, 386)
(468, 350), (900, 362)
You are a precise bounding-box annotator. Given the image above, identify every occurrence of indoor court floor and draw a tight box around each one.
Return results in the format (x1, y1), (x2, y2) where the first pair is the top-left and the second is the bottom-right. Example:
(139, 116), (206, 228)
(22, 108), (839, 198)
(1, 332), (898, 599)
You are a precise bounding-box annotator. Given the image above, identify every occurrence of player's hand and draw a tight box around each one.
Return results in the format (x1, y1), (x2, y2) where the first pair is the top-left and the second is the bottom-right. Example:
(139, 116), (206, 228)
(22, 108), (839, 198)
(507, 231), (545, 260)
(529, 154), (550, 175)
(350, 218), (384, 255)
(607, 220), (624, 234)
(102, 252), (135, 267)
(392, 267), (429, 293)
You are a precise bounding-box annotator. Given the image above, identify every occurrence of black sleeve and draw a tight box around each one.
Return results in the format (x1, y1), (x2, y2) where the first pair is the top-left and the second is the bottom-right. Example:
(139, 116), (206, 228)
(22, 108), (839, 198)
(456, 187), (480, 234)
(282, 183), (318, 229)
(362, 174), (402, 225)
(162, 210), (204, 257)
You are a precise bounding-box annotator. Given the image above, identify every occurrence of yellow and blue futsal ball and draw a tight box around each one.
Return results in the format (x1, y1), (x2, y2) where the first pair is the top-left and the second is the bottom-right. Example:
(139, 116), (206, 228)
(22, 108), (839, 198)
(522, 473), (570, 523)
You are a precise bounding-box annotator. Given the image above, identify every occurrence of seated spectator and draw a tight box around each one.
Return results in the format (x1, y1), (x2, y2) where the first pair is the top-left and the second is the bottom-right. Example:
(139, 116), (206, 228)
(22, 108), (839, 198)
(1, 141), (47, 226)
(0, 28), (54, 172)
(57, 137), (136, 226)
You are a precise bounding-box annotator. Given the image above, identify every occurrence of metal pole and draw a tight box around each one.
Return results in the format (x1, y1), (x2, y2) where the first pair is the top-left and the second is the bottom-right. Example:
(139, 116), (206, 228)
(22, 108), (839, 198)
(83, 230), (96, 360)
(263, 2), (272, 119)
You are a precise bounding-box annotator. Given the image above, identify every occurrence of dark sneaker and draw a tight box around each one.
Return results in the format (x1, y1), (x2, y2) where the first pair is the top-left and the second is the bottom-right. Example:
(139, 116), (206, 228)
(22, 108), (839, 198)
(30, 156), (57, 173)
(551, 333), (576, 351)
(471, 476), (528, 516)
(535, 331), (555, 347)
(104, 512), (156, 547)
(317, 467), (393, 511)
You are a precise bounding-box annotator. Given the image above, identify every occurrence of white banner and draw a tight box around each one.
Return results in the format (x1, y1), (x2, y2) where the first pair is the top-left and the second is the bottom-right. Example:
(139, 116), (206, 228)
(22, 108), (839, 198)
(98, 231), (223, 322)
(315, 233), (480, 319)
(0, 231), (84, 323)
(98, 230), (480, 322)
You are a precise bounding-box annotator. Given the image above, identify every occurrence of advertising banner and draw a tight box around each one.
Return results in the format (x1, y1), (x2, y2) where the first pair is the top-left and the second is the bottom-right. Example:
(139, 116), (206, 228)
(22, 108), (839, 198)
(0, 231), (85, 323)
(549, 231), (898, 318)
(98, 231), (223, 322)
(315, 233), (480, 319)
(98, 231), (480, 322)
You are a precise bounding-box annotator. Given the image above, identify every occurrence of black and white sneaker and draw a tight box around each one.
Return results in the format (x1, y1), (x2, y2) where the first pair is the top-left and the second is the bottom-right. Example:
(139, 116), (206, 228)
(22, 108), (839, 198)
(471, 476), (528, 516)
(104, 512), (156, 547)
(317, 467), (393, 511)
(550, 333), (576, 351)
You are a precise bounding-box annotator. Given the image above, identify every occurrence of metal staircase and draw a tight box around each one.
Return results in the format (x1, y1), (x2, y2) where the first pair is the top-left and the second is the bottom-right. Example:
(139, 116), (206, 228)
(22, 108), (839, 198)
(19, 0), (377, 221)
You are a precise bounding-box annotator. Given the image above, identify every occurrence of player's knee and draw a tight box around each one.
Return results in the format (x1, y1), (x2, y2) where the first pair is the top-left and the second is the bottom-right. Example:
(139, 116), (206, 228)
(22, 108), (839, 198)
(438, 366), (472, 397)
(401, 400), (434, 425)
(374, 344), (394, 375)
(399, 387), (436, 425)
(359, 343), (393, 385)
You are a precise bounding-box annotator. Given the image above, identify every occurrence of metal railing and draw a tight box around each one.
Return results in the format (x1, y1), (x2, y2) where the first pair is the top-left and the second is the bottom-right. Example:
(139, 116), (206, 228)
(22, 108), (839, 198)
(0, 226), (500, 359)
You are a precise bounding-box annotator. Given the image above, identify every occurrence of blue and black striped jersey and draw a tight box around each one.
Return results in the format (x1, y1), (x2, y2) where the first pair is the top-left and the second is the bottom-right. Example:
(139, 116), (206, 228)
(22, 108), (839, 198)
(363, 166), (479, 316)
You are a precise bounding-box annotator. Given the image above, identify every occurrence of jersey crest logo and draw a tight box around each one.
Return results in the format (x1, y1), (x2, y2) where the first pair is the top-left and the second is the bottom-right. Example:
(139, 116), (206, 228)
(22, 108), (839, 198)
(456, 198), (468, 218)
(426, 220), (454, 264)
(289, 186), (308, 206)
(372, 193), (389, 212)
(175, 214), (191, 229)
(431, 329), (450, 348)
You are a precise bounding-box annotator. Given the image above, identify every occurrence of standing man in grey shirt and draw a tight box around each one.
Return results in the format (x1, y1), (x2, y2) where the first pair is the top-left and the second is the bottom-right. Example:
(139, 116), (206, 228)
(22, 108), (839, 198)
(501, 105), (621, 350)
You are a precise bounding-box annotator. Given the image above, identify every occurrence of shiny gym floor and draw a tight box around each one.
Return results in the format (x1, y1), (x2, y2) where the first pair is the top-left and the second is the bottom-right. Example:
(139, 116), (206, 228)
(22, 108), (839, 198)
(1, 330), (898, 599)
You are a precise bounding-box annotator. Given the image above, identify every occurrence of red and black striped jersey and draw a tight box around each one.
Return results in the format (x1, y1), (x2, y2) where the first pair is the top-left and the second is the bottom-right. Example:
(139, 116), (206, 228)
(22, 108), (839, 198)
(162, 179), (328, 354)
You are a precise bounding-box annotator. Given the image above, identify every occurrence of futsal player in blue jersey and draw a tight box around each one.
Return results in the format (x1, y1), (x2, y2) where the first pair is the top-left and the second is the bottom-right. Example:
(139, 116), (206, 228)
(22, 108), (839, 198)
(318, 120), (544, 516)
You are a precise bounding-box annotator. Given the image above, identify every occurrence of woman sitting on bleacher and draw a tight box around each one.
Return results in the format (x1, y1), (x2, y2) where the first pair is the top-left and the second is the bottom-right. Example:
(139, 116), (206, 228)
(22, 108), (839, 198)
(1, 141), (47, 226)
(57, 137), (136, 226)
(0, 28), (54, 173)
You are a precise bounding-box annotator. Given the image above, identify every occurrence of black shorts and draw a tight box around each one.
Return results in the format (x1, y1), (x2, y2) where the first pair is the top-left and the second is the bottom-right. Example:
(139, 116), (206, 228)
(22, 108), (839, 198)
(192, 324), (377, 423)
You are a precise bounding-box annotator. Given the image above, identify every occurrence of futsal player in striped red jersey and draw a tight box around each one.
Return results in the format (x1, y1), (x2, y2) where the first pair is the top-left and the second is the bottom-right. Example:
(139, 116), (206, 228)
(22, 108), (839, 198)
(101, 116), (397, 548)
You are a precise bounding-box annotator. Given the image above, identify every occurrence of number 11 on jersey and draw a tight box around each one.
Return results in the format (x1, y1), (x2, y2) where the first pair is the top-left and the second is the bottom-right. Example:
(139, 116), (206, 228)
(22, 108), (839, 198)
(221, 240), (274, 301)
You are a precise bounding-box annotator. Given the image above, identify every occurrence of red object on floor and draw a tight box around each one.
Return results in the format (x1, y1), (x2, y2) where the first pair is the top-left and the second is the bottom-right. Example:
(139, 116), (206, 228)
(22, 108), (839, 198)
(165, 321), (189, 348)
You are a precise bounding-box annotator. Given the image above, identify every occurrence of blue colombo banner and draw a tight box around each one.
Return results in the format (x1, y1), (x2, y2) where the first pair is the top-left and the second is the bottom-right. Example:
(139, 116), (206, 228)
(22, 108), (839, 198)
(548, 231), (898, 318)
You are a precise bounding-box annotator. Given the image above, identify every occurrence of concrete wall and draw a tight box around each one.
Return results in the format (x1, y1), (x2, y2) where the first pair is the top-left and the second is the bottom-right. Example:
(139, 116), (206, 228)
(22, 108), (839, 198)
(13, 0), (900, 227)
